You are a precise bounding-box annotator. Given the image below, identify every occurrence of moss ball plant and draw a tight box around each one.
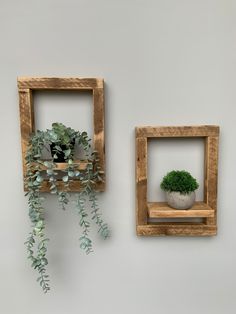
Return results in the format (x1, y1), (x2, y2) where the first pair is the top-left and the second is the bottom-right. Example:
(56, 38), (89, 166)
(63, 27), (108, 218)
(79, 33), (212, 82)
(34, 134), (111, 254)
(160, 170), (199, 194)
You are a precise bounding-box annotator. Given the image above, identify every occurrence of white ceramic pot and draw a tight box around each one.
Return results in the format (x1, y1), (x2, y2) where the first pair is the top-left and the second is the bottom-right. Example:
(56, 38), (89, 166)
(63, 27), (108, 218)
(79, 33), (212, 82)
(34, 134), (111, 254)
(166, 191), (196, 210)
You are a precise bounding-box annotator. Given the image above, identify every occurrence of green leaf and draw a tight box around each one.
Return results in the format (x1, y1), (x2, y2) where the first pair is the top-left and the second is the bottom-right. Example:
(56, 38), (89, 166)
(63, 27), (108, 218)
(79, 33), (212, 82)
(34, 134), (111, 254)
(68, 159), (73, 165)
(41, 258), (48, 266)
(47, 169), (53, 175)
(36, 220), (43, 228)
(36, 175), (43, 183)
(62, 176), (69, 183)
(43, 161), (52, 168)
(68, 171), (74, 177)
(64, 149), (71, 157)
(55, 145), (62, 151)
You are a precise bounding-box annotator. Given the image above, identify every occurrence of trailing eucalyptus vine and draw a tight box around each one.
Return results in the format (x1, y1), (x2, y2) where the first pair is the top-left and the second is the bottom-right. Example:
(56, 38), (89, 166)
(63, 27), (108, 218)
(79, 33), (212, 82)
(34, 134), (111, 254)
(24, 123), (109, 293)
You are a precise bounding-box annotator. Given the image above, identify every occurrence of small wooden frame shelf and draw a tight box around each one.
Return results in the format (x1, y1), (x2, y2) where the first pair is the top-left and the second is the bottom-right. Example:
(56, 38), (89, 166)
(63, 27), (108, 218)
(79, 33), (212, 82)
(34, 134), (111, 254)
(136, 125), (219, 237)
(18, 77), (105, 192)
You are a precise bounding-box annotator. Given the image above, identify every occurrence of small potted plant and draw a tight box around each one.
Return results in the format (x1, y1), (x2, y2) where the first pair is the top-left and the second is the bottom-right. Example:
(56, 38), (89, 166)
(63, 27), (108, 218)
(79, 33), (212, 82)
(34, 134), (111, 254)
(24, 122), (109, 293)
(160, 170), (199, 210)
(48, 122), (77, 162)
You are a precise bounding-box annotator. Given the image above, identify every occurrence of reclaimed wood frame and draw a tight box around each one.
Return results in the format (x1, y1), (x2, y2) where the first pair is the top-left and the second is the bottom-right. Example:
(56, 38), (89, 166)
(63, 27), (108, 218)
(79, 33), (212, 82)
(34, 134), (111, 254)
(136, 125), (220, 236)
(18, 77), (105, 192)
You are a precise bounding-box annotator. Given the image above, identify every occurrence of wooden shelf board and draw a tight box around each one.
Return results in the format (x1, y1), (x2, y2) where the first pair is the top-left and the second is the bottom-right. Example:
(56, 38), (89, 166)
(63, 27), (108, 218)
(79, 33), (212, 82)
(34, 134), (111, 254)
(32, 160), (91, 171)
(25, 160), (104, 192)
(137, 224), (217, 236)
(148, 201), (214, 218)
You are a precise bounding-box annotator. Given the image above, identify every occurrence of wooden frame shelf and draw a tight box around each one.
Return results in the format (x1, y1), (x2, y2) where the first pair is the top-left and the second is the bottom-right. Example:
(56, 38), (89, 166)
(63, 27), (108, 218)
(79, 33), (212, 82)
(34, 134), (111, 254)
(136, 125), (219, 237)
(18, 77), (105, 192)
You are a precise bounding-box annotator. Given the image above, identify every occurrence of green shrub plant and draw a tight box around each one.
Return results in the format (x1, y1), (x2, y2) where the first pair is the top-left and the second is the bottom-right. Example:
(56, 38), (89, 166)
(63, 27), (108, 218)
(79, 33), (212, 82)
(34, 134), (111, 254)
(160, 170), (199, 194)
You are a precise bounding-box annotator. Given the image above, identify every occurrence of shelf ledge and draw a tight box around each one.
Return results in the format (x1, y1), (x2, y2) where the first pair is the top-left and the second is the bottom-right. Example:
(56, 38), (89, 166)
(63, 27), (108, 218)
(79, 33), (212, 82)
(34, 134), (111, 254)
(148, 202), (214, 218)
(31, 160), (91, 171)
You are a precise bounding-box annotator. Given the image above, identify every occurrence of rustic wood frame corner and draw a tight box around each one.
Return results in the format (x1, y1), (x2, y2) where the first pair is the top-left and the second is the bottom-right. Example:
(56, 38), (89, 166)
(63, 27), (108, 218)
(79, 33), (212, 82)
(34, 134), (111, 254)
(18, 77), (105, 192)
(136, 125), (219, 237)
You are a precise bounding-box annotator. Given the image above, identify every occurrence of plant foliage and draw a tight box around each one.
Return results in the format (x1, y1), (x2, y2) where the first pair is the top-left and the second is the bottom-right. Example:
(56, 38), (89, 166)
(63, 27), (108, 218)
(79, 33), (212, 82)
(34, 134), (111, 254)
(24, 123), (109, 293)
(160, 170), (199, 194)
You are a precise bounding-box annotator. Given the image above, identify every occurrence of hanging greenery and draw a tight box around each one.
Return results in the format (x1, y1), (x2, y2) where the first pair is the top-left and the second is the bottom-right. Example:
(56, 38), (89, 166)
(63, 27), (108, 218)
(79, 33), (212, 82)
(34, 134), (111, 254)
(24, 122), (109, 293)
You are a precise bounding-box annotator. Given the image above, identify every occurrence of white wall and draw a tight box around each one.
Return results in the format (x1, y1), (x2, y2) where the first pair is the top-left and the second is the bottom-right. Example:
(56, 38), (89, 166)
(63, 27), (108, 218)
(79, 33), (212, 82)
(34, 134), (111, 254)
(1, 1), (236, 313)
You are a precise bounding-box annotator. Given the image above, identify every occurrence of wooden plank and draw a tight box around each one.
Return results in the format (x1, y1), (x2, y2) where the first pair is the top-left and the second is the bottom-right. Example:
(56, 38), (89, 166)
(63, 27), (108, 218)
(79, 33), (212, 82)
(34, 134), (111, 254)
(204, 136), (219, 225)
(17, 77), (103, 90)
(148, 202), (214, 218)
(31, 160), (91, 171)
(93, 87), (105, 190)
(136, 136), (148, 226)
(136, 126), (219, 138)
(137, 224), (217, 236)
(18, 89), (35, 178)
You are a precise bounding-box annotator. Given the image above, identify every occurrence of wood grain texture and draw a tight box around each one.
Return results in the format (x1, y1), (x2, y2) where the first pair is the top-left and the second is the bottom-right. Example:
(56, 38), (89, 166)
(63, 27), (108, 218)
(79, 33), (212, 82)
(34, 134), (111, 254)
(136, 136), (148, 225)
(18, 77), (105, 192)
(204, 136), (219, 225)
(18, 77), (103, 90)
(136, 125), (219, 138)
(31, 161), (91, 171)
(93, 87), (105, 188)
(19, 89), (34, 176)
(135, 125), (219, 237)
(137, 224), (217, 236)
(148, 202), (214, 218)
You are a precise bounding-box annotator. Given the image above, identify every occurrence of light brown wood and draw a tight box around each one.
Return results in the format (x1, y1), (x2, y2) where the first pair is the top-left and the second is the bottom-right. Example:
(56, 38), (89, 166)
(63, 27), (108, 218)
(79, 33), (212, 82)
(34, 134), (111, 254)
(18, 89), (34, 175)
(18, 77), (105, 192)
(136, 125), (219, 138)
(18, 77), (103, 90)
(135, 125), (219, 237)
(148, 202), (214, 218)
(93, 87), (105, 188)
(137, 224), (217, 236)
(136, 136), (148, 225)
(32, 160), (91, 171)
(204, 136), (219, 225)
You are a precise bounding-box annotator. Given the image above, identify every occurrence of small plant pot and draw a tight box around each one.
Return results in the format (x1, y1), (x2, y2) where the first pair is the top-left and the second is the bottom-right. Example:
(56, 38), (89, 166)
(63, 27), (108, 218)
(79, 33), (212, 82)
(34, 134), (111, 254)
(166, 191), (196, 210)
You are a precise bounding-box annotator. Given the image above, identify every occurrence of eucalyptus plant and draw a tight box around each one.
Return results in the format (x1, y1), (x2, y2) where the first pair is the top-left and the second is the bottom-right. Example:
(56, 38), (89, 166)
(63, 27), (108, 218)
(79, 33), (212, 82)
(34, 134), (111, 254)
(24, 123), (109, 293)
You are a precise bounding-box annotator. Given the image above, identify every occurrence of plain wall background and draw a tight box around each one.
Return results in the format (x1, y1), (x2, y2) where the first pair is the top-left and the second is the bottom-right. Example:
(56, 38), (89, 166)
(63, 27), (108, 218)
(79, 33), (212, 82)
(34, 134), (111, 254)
(0, 0), (236, 313)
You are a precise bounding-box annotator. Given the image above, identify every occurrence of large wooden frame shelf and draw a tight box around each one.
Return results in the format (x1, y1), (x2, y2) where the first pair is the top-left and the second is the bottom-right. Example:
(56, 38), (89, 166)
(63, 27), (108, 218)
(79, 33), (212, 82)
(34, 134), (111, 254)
(136, 125), (219, 236)
(18, 77), (105, 192)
